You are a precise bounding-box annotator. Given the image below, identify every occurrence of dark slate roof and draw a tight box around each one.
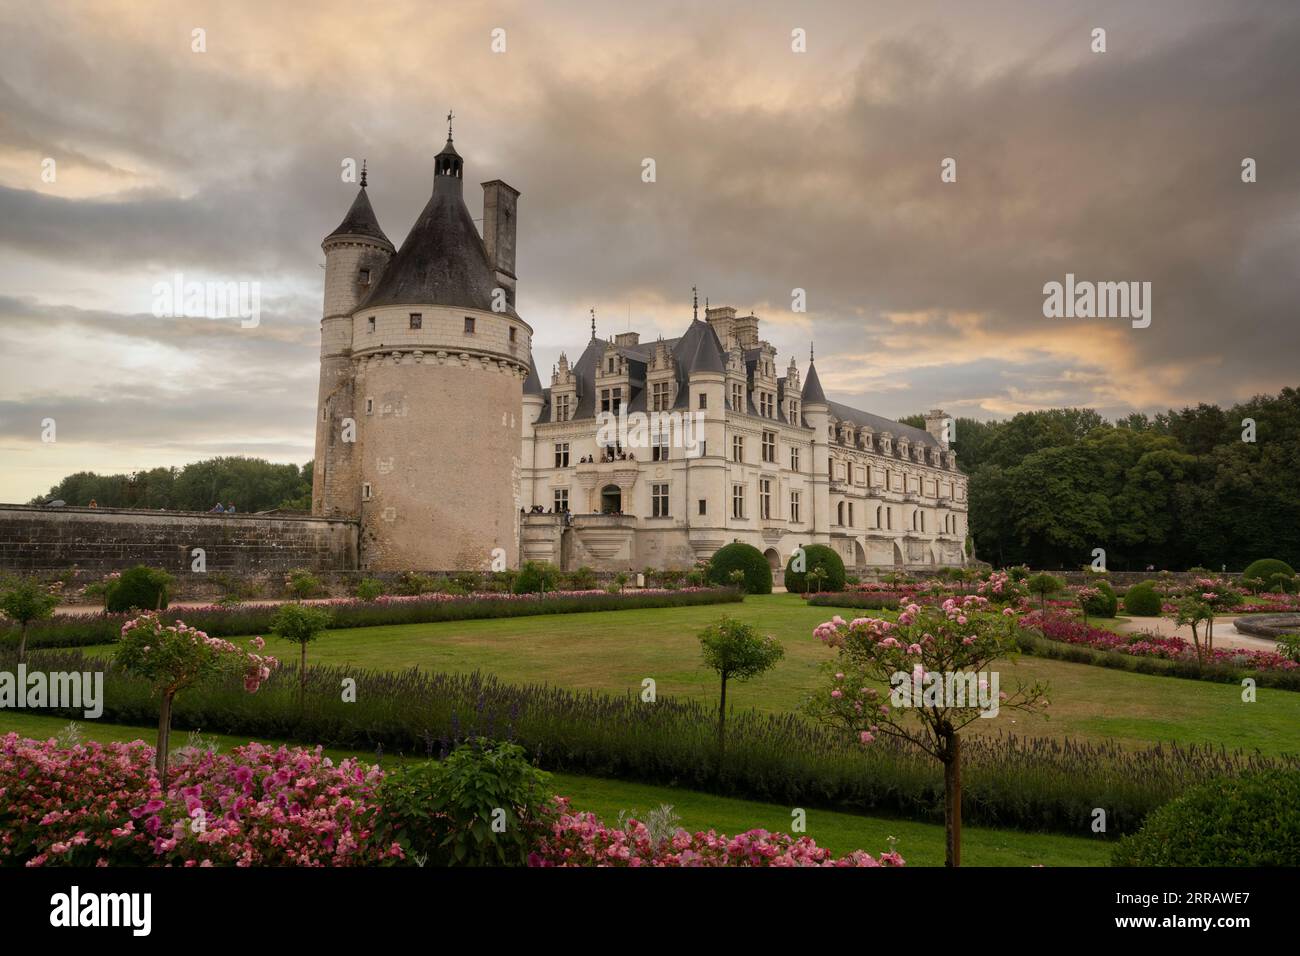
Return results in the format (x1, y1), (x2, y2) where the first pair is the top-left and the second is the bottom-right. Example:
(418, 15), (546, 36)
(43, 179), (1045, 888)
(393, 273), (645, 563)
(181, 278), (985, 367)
(673, 319), (726, 375)
(828, 401), (939, 447)
(801, 361), (828, 404)
(324, 187), (392, 247)
(359, 153), (508, 314)
(523, 355), (543, 396)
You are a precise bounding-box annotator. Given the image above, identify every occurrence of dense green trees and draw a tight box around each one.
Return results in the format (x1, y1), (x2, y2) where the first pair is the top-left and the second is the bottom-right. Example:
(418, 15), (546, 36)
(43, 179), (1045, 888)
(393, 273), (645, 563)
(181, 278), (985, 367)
(920, 387), (1300, 570)
(31, 457), (313, 513)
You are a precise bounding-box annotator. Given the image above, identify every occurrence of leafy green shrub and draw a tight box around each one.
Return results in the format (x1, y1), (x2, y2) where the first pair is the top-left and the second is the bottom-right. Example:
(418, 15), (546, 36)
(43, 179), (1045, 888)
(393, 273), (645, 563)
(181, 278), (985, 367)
(270, 602), (333, 705)
(1111, 770), (1300, 866)
(396, 571), (438, 596)
(1122, 582), (1163, 616)
(451, 571), (483, 592)
(1268, 573), (1297, 595)
(105, 566), (173, 613)
(784, 544), (846, 594)
(707, 543), (771, 594)
(513, 561), (560, 594)
(354, 577), (384, 601)
(565, 566), (597, 590)
(379, 740), (557, 866)
(1007, 565), (1031, 582)
(1081, 580), (1118, 618)
(1242, 559), (1295, 584)
(0, 576), (59, 661)
(284, 568), (322, 599)
(659, 568), (685, 590)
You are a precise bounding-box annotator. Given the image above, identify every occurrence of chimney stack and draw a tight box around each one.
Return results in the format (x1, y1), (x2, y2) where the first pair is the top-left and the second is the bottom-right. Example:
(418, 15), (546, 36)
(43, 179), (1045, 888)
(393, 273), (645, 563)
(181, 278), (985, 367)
(481, 180), (520, 307)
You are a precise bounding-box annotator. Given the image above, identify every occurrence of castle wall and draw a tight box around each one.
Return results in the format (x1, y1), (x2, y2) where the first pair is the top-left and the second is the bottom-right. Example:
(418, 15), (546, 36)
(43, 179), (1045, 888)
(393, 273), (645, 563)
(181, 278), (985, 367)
(0, 504), (358, 574)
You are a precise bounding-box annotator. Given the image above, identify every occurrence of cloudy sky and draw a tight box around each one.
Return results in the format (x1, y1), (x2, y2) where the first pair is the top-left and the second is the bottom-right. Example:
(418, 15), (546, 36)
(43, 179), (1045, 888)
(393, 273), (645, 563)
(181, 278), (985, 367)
(1, 0), (1297, 503)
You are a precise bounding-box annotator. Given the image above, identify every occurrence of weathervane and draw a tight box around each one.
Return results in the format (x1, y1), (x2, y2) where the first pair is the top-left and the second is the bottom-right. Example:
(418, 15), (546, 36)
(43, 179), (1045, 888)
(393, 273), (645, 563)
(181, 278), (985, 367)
(590, 307), (597, 340)
(810, 342), (815, 362)
(360, 159), (367, 188)
(692, 285), (698, 321)
(446, 109), (455, 141)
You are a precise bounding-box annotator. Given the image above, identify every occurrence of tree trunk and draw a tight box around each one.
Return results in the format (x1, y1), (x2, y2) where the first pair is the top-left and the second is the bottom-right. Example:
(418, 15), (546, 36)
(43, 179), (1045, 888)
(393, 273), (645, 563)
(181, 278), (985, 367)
(156, 692), (174, 785)
(717, 675), (727, 761)
(942, 733), (962, 867)
(18, 621), (28, 664)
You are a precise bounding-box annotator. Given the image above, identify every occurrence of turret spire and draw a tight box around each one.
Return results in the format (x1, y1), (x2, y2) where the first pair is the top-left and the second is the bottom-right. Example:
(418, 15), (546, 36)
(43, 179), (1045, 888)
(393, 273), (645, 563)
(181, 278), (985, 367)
(590, 307), (597, 340)
(692, 285), (698, 321)
(360, 159), (367, 188)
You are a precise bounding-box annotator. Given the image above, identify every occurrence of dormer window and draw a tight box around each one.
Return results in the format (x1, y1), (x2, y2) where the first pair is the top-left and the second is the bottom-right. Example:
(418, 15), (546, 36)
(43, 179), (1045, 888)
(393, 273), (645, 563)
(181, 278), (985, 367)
(464, 316), (476, 334)
(409, 313), (422, 330)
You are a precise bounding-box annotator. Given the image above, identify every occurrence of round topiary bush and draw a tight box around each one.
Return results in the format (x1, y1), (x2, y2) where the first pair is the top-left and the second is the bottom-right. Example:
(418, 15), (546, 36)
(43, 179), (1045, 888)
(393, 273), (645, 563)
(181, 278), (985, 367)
(1080, 580), (1118, 618)
(784, 544), (846, 594)
(1122, 582), (1162, 617)
(1242, 558), (1296, 591)
(707, 543), (772, 595)
(1111, 770), (1300, 866)
(105, 565), (173, 613)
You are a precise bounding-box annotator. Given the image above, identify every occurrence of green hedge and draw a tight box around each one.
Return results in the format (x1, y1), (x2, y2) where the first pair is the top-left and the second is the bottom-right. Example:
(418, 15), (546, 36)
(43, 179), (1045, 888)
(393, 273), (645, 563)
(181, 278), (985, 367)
(1, 589), (743, 651)
(707, 543), (772, 595)
(1111, 770), (1300, 866)
(784, 544), (846, 594)
(1242, 558), (1296, 583)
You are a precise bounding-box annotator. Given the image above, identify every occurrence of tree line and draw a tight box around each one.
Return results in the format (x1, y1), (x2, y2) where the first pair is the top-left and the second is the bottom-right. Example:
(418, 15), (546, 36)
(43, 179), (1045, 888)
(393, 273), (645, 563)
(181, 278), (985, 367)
(906, 387), (1300, 571)
(30, 457), (313, 514)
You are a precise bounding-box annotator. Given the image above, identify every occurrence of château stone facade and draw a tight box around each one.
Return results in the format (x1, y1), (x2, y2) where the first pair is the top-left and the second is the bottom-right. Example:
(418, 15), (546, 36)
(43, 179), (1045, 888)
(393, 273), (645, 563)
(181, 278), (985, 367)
(312, 131), (968, 574)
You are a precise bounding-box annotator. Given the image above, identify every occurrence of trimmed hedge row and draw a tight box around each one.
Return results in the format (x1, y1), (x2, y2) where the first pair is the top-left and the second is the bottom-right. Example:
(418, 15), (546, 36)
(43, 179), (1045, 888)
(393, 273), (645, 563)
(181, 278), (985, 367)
(14, 646), (1296, 837)
(0, 588), (743, 651)
(807, 592), (909, 611)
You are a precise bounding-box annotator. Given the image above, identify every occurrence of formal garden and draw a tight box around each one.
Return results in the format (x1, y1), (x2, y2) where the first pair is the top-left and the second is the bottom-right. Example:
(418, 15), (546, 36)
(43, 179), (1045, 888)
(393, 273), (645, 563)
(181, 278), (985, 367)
(2, 550), (1299, 868)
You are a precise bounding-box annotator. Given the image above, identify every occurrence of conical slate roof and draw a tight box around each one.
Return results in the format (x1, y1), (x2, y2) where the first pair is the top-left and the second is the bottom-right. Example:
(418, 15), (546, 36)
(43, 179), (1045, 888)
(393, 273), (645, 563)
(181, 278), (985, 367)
(360, 141), (504, 313)
(801, 361), (828, 404)
(672, 319), (726, 375)
(523, 355), (544, 395)
(324, 186), (391, 247)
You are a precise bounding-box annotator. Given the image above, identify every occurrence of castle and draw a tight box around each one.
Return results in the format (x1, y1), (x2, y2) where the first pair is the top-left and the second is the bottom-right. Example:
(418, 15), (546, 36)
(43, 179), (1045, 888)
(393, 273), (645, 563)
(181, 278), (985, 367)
(312, 130), (968, 574)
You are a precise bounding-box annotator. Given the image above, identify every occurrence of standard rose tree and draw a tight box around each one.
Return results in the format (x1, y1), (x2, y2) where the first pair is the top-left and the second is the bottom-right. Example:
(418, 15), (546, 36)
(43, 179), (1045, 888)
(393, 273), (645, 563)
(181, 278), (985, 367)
(115, 613), (279, 783)
(698, 616), (784, 759)
(806, 596), (1049, 867)
(0, 575), (60, 663)
(269, 602), (334, 707)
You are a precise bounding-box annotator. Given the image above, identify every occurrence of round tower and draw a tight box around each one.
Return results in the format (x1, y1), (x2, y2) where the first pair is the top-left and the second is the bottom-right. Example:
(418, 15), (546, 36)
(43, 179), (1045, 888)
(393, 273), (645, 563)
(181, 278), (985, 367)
(313, 165), (395, 517)
(348, 131), (530, 571)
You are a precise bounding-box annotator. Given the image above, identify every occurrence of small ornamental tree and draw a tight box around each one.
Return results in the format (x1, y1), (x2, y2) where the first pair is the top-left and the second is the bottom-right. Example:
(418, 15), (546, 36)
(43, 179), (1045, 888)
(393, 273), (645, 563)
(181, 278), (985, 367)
(698, 616), (784, 758)
(1173, 598), (1214, 665)
(0, 576), (60, 663)
(807, 596), (1049, 867)
(1190, 578), (1242, 653)
(116, 613), (278, 782)
(270, 602), (333, 706)
(1026, 573), (1065, 614)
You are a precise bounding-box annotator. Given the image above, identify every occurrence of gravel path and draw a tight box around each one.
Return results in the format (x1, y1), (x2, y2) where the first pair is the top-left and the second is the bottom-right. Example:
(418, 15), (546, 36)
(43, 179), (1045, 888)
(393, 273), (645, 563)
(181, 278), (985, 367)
(1113, 614), (1279, 653)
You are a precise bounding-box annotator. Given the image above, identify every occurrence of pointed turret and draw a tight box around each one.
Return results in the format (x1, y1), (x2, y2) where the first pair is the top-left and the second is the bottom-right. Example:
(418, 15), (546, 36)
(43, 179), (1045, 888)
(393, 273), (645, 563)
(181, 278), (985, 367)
(801, 360), (828, 405)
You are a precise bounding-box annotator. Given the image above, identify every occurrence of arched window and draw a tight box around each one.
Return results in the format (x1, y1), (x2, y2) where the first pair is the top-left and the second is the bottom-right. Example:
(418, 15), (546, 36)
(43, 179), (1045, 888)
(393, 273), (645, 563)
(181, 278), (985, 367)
(837, 501), (845, 525)
(875, 505), (882, 528)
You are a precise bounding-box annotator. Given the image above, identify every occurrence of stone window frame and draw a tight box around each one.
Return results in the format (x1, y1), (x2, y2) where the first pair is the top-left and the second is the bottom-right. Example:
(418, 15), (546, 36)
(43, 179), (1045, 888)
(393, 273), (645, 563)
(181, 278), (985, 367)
(409, 312), (422, 330)
(554, 442), (570, 468)
(651, 482), (671, 518)
(362, 482), (372, 501)
(731, 482), (746, 520)
(761, 430), (777, 463)
(463, 315), (476, 335)
(790, 490), (801, 523)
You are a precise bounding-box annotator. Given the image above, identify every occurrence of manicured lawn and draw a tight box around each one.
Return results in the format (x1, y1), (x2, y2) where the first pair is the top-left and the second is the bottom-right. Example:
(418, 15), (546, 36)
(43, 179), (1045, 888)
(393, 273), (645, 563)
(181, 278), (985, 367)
(0, 711), (1112, 867)
(76, 593), (1300, 755)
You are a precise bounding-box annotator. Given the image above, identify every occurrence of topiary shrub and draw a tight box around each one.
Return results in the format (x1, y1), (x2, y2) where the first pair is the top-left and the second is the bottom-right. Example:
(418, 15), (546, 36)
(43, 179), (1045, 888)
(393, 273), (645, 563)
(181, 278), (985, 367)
(1080, 580), (1118, 618)
(784, 544), (846, 594)
(105, 565), (173, 613)
(1242, 558), (1295, 584)
(707, 543), (771, 595)
(513, 561), (560, 594)
(1111, 770), (1300, 866)
(1268, 573), (1297, 595)
(1122, 582), (1163, 616)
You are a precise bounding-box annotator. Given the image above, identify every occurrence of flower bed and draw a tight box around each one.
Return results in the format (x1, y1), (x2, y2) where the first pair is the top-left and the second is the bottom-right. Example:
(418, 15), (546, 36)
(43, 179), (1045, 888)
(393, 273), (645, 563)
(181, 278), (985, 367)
(1022, 611), (1298, 672)
(1, 735), (900, 868)
(0, 735), (400, 866)
(2, 587), (742, 650)
(528, 798), (903, 867)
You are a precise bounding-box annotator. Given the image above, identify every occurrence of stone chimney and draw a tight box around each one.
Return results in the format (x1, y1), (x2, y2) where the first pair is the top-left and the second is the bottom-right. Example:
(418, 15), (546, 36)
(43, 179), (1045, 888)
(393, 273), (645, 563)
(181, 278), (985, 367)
(614, 331), (640, 347)
(481, 180), (520, 306)
(924, 409), (953, 449)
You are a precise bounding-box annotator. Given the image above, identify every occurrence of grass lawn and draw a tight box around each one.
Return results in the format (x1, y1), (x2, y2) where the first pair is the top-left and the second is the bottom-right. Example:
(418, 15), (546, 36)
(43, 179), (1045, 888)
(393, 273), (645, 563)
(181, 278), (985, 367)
(0, 711), (1112, 867)
(78, 593), (1300, 755)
